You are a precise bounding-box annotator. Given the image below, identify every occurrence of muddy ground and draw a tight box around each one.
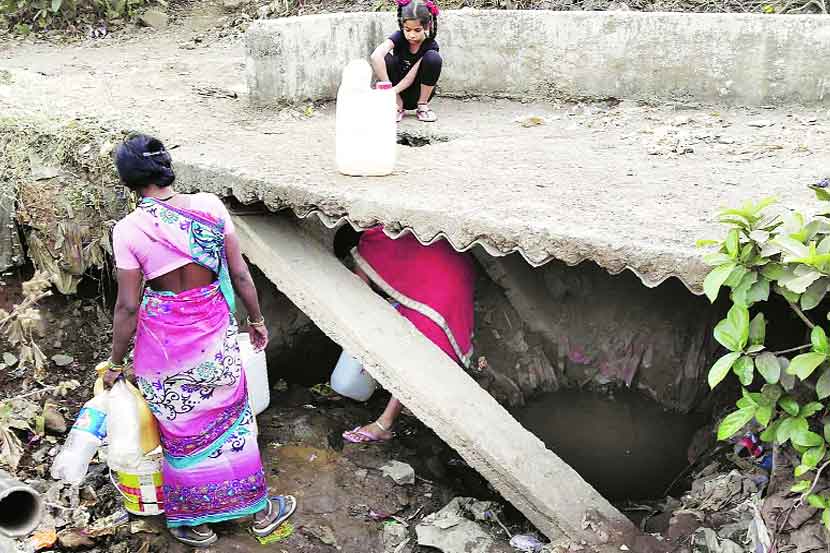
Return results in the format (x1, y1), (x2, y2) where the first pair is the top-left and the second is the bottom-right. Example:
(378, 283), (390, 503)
(0, 262), (801, 553)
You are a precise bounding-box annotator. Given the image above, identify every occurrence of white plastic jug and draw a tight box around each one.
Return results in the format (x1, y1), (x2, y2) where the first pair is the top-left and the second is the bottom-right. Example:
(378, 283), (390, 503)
(330, 350), (377, 402)
(238, 333), (270, 416)
(336, 59), (397, 177)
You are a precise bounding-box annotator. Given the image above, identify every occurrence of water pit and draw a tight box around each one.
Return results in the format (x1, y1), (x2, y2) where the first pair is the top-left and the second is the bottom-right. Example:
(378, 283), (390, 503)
(396, 131), (452, 147)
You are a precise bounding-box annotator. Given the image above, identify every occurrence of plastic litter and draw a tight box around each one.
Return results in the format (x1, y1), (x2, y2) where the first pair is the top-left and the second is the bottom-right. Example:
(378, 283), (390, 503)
(255, 521), (294, 544)
(510, 533), (543, 552)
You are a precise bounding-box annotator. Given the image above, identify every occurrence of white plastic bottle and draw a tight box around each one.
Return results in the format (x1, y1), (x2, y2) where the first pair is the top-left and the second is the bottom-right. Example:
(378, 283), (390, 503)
(238, 333), (270, 416)
(336, 59), (397, 177)
(330, 350), (377, 402)
(51, 393), (108, 484)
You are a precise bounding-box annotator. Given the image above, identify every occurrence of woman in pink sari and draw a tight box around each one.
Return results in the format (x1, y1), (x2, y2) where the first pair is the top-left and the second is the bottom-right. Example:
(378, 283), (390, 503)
(342, 226), (476, 443)
(103, 135), (297, 546)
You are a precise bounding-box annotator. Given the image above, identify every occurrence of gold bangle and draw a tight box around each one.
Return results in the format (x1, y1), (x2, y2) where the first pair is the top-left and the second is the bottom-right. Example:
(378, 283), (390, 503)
(246, 316), (265, 327)
(95, 359), (124, 377)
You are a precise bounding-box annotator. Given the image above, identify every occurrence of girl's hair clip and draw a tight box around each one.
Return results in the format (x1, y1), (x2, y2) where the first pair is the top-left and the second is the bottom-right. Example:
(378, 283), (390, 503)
(142, 150), (167, 157)
(396, 0), (412, 5)
(424, 0), (440, 15)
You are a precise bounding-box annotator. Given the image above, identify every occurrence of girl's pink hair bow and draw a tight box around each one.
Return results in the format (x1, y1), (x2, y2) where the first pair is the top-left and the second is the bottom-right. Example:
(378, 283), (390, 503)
(396, 0), (440, 15)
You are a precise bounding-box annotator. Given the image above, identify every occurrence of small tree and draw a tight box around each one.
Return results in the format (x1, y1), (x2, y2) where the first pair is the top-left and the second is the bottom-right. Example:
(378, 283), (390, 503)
(701, 180), (830, 526)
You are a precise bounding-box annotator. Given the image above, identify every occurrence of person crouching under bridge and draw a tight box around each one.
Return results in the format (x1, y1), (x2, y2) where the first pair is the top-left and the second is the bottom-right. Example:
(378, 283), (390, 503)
(343, 227), (476, 443)
(103, 134), (297, 547)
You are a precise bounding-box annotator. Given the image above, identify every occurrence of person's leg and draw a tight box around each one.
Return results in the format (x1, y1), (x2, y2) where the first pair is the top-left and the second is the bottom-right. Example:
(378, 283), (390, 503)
(376, 397), (403, 435)
(416, 50), (442, 121)
(343, 396), (401, 443)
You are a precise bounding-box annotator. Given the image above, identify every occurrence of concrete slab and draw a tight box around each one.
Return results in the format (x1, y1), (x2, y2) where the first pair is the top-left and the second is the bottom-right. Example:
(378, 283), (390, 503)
(247, 11), (830, 106)
(0, 37), (826, 293)
(232, 213), (639, 546)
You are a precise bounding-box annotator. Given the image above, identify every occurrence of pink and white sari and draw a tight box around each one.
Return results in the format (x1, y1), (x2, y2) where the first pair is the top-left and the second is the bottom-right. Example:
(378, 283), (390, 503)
(123, 198), (268, 528)
(353, 227), (476, 367)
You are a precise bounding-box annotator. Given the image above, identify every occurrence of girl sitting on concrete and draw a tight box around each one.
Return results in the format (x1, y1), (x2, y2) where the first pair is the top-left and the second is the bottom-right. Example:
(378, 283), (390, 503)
(370, 0), (442, 122)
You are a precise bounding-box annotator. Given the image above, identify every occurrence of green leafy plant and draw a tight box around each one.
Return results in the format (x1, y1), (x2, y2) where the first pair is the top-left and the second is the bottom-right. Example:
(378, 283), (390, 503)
(0, 0), (148, 33)
(701, 180), (830, 529)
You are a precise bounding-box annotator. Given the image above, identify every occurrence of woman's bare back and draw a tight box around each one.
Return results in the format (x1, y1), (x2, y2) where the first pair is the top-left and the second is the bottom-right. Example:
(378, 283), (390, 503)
(149, 263), (215, 294)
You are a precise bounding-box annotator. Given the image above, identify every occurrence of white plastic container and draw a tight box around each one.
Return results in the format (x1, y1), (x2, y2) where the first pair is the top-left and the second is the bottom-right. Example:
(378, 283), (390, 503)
(330, 350), (377, 402)
(238, 333), (270, 416)
(51, 393), (108, 484)
(336, 59), (397, 176)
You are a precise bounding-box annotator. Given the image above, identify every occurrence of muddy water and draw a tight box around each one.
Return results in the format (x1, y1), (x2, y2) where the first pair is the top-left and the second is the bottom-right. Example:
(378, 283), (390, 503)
(513, 389), (704, 501)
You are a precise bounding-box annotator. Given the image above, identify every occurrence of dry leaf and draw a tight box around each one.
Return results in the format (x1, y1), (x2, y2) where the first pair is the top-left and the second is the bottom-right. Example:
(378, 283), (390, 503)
(0, 425), (24, 470)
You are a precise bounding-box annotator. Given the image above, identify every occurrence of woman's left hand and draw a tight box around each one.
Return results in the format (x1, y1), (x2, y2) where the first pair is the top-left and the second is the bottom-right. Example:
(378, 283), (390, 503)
(102, 369), (122, 388)
(248, 324), (268, 352)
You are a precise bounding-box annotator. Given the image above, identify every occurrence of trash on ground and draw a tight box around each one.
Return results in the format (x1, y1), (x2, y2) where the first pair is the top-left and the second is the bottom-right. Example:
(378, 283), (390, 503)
(380, 460), (415, 486)
(57, 527), (95, 549)
(416, 497), (508, 553)
(255, 521), (294, 544)
(30, 527), (57, 550)
(513, 115), (548, 128)
(510, 533), (543, 552)
(86, 509), (129, 538)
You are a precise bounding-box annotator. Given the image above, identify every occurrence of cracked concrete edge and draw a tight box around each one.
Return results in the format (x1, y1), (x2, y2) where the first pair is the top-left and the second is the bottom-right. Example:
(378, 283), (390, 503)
(233, 213), (639, 547)
(175, 160), (709, 294)
(246, 10), (830, 106)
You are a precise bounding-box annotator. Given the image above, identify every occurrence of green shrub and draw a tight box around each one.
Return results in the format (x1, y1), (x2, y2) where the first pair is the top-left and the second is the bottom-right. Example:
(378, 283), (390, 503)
(0, 0), (148, 34)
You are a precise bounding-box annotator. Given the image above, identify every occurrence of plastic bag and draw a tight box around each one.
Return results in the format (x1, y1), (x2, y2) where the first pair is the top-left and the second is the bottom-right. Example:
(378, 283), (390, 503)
(94, 371), (160, 454)
(106, 378), (145, 471)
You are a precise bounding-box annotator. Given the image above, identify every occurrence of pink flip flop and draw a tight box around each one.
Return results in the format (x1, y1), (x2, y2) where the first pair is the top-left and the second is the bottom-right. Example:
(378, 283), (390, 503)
(397, 109), (405, 123)
(342, 422), (393, 444)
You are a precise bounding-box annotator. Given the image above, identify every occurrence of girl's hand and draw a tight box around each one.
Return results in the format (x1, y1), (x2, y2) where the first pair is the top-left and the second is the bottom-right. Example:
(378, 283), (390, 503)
(248, 324), (269, 352)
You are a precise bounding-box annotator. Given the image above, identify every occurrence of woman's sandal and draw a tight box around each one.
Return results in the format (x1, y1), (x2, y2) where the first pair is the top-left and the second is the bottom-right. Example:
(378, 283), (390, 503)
(397, 108), (405, 123)
(252, 495), (297, 538)
(416, 104), (437, 122)
(342, 421), (393, 444)
(170, 525), (218, 547)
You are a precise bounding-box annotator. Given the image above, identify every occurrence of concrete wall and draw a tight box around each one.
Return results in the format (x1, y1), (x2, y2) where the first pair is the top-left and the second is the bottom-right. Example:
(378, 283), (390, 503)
(247, 10), (830, 106)
(473, 253), (721, 413)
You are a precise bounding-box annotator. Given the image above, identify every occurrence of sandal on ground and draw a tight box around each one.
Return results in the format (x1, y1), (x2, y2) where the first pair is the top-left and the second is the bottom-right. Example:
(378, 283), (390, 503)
(342, 421), (393, 444)
(416, 104), (437, 122)
(252, 495), (297, 538)
(170, 525), (218, 547)
(397, 108), (405, 123)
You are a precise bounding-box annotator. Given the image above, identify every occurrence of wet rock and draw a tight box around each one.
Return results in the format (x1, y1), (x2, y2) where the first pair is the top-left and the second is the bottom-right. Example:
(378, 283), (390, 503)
(383, 522), (409, 552)
(51, 354), (74, 367)
(57, 528), (95, 549)
(381, 460), (415, 485)
(44, 404), (67, 434)
(416, 498), (511, 553)
(748, 119), (774, 128)
(139, 10), (169, 30)
(223, 0), (247, 10)
(303, 525), (338, 546)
